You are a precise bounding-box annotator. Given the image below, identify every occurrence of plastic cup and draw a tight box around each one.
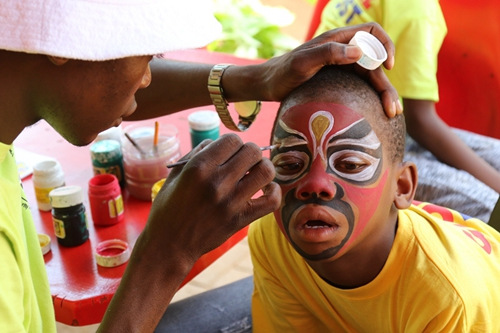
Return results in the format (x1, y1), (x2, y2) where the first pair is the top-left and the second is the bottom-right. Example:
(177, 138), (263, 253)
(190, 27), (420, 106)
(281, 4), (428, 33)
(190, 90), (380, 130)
(349, 31), (387, 70)
(122, 122), (181, 201)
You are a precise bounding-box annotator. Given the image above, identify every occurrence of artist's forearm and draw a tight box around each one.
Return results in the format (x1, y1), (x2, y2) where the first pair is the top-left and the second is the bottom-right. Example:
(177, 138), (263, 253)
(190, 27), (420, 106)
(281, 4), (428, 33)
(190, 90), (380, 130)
(404, 99), (500, 193)
(97, 234), (195, 332)
(130, 59), (267, 121)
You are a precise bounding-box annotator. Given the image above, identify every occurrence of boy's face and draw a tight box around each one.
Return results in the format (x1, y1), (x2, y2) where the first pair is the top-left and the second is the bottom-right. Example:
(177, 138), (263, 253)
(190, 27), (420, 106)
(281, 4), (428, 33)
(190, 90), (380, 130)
(271, 101), (394, 262)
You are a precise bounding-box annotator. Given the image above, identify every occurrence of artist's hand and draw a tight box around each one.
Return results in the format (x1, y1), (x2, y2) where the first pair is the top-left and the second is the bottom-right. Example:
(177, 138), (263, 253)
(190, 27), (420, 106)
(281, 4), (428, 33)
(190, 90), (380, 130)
(144, 134), (281, 264)
(228, 22), (401, 118)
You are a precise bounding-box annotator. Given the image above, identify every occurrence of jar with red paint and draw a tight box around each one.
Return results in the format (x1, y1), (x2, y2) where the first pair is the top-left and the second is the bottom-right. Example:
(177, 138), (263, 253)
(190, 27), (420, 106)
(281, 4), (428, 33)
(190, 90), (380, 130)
(88, 174), (124, 226)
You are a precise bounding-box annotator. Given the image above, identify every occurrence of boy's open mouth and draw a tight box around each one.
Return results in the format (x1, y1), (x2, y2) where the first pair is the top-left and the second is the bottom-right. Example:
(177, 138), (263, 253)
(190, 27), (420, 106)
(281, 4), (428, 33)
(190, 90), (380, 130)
(304, 220), (335, 229)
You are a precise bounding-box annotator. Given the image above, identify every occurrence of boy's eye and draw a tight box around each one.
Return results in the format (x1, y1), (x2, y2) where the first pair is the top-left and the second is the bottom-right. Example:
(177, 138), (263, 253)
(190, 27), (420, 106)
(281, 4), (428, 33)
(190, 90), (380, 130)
(334, 156), (369, 173)
(329, 150), (380, 182)
(272, 151), (309, 182)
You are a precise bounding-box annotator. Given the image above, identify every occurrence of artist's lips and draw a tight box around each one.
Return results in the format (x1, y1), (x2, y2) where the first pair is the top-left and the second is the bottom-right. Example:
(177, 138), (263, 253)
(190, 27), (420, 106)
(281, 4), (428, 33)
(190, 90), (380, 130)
(291, 204), (346, 242)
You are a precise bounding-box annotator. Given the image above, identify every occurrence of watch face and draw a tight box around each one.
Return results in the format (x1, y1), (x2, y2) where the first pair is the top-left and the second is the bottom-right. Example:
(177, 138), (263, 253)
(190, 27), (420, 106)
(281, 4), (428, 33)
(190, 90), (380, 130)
(235, 100), (261, 118)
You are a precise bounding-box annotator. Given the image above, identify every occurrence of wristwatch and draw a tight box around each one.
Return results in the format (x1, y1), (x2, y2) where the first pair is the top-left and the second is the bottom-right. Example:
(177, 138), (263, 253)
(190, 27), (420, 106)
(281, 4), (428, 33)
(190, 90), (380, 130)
(208, 64), (261, 132)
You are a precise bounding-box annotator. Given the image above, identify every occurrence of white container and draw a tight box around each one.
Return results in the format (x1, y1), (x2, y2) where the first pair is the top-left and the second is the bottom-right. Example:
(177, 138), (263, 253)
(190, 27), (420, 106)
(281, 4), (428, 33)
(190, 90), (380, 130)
(349, 31), (388, 70)
(33, 160), (65, 211)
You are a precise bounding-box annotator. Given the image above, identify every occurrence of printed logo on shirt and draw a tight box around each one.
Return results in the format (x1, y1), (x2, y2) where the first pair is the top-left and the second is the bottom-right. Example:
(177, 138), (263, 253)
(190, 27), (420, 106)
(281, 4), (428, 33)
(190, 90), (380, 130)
(335, 0), (371, 24)
(417, 201), (492, 254)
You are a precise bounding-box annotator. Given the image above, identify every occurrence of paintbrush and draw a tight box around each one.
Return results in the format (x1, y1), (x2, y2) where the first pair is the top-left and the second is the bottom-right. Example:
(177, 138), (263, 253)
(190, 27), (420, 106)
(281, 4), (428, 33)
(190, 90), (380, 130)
(166, 144), (279, 168)
(124, 132), (147, 157)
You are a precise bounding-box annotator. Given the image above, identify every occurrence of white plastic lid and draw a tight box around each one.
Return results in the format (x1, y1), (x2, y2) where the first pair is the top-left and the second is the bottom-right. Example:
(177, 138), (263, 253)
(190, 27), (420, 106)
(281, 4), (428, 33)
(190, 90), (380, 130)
(188, 110), (220, 131)
(33, 160), (62, 177)
(49, 185), (83, 208)
(349, 31), (388, 70)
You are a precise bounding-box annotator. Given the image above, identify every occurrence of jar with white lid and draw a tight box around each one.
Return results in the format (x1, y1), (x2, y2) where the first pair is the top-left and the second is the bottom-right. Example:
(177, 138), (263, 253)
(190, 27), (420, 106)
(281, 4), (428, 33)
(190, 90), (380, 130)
(33, 160), (65, 211)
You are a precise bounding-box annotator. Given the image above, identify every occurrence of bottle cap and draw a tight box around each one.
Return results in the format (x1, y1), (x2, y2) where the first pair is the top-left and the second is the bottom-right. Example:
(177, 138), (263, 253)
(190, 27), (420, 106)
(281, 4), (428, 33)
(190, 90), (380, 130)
(90, 139), (122, 164)
(95, 239), (130, 267)
(33, 159), (63, 177)
(151, 178), (166, 201)
(349, 31), (387, 70)
(188, 110), (220, 131)
(49, 185), (83, 208)
(38, 233), (51, 255)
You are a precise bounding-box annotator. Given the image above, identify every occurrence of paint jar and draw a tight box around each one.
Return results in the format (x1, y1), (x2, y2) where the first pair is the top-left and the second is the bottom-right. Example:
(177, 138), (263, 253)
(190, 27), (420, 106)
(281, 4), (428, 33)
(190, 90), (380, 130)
(122, 122), (181, 201)
(49, 186), (89, 247)
(151, 178), (166, 202)
(90, 139), (125, 187)
(188, 110), (220, 148)
(33, 160), (65, 211)
(88, 174), (124, 226)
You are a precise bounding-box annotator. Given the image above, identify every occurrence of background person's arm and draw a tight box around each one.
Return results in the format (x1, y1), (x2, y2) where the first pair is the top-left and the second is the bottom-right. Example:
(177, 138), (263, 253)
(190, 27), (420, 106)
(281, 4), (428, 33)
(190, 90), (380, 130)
(404, 98), (500, 193)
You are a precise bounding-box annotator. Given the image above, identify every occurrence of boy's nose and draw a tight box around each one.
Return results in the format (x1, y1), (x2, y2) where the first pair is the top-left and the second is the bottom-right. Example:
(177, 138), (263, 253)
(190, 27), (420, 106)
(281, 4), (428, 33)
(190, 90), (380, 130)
(295, 158), (337, 201)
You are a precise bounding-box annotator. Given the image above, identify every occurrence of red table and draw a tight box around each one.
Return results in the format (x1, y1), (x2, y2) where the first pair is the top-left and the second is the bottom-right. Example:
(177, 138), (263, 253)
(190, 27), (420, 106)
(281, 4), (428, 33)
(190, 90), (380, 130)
(14, 49), (280, 326)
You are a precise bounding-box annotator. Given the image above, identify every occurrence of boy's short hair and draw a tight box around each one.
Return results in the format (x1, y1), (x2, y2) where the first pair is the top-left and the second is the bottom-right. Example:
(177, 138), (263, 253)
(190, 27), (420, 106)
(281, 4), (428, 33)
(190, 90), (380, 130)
(276, 65), (406, 162)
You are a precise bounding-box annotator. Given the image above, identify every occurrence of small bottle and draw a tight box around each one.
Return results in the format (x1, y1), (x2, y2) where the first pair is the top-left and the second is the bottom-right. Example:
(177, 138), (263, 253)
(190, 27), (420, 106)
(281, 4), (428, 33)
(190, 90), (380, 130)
(188, 110), (220, 148)
(33, 160), (65, 211)
(49, 186), (89, 247)
(90, 139), (125, 187)
(88, 174), (124, 226)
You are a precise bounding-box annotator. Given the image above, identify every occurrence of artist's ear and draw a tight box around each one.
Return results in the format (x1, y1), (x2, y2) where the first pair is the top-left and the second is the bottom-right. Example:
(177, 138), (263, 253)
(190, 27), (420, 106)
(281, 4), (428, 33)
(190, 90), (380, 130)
(47, 56), (69, 66)
(394, 161), (417, 209)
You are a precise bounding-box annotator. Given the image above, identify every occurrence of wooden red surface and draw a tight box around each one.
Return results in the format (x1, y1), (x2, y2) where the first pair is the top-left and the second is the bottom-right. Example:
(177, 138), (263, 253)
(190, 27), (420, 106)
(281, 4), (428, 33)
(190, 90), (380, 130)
(14, 49), (279, 326)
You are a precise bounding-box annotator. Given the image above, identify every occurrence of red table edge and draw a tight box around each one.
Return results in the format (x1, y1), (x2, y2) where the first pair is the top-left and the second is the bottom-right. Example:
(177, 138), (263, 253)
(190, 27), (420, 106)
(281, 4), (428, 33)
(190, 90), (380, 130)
(54, 226), (249, 326)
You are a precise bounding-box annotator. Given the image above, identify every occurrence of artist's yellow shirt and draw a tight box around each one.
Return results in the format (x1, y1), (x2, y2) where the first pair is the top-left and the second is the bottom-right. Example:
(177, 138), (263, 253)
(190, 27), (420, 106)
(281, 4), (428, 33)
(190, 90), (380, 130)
(249, 205), (500, 332)
(315, 0), (447, 101)
(0, 143), (56, 332)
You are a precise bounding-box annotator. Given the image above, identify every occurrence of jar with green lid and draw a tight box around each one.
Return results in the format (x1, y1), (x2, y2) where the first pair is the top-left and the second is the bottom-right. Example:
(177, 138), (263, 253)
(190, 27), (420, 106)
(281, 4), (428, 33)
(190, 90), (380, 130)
(90, 139), (125, 187)
(188, 110), (220, 148)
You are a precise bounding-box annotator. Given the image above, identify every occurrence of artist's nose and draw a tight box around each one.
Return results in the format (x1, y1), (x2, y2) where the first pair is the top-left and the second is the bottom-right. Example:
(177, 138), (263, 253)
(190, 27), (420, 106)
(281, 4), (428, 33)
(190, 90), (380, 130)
(295, 159), (336, 201)
(139, 64), (152, 89)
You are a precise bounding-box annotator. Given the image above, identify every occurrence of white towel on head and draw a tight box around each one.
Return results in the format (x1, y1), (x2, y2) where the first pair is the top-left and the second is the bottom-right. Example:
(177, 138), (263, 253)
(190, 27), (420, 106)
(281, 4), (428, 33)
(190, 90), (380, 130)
(0, 0), (222, 61)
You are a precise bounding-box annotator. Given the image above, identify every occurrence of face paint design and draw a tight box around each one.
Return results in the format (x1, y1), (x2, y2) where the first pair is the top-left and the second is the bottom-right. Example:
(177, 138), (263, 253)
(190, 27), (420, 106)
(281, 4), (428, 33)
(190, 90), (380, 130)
(271, 102), (388, 261)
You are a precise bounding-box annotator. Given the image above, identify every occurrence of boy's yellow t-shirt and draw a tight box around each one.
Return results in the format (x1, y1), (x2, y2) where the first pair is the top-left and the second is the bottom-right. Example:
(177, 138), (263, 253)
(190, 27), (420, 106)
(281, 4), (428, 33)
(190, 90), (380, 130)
(250, 205), (500, 332)
(0, 143), (56, 332)
(315, 0), (447, 101)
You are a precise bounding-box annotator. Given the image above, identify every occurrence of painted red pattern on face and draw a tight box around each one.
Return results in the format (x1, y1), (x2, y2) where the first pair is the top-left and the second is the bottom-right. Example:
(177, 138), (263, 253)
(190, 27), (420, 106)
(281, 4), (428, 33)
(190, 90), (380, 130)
(275, 102), (389, 255)
(335, 170), (388, 252)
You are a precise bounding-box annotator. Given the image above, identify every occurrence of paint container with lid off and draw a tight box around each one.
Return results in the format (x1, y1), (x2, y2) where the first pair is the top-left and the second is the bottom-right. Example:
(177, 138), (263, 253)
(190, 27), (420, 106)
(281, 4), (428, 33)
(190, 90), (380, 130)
(88, 174), (124, 226)
(33, 159), (65, 211)
(122, 122), (181, 201)
(49, 185), (89, 247)
(349, 31), (387, 70)
(90, 139), (125, 187)
(188, 110), (220, 148)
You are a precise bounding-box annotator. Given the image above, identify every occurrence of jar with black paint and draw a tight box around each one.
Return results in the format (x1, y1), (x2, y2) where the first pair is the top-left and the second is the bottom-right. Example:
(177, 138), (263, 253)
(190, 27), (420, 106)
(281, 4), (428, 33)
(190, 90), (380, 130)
(49, 185), (89, 247)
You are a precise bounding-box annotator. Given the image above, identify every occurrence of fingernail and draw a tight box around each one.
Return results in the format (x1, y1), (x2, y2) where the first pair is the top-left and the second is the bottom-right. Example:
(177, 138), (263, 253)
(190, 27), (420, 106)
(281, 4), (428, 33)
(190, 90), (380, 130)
(346, 45), (362, 60)
(396, 99), (403, 114)
(390, 101), (396, 117)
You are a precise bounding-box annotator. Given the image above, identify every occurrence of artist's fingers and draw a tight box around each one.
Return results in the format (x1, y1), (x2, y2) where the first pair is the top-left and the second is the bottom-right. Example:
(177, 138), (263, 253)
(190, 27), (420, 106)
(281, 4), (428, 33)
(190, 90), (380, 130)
(362, 67), (403, 117)
(166, 139), (213, 178)
(234, 181), (281, 230)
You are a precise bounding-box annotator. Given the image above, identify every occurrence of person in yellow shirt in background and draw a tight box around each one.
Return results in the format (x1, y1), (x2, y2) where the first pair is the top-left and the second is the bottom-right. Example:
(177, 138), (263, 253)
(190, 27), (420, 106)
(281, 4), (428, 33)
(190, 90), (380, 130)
(315, 0), (500, 222)
(250, 64), (500, 332)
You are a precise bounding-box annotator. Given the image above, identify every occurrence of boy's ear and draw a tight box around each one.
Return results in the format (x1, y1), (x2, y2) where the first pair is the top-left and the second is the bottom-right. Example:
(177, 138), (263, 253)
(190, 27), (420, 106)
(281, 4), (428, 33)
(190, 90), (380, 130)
(47, 56), (69, 66)
(394, 161), (418, 209)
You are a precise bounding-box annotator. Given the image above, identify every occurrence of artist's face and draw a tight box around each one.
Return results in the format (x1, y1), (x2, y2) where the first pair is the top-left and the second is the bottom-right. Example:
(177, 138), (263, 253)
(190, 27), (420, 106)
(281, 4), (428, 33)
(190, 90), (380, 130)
(41, 55), (152, 146)
(271, 102), (391, 262)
